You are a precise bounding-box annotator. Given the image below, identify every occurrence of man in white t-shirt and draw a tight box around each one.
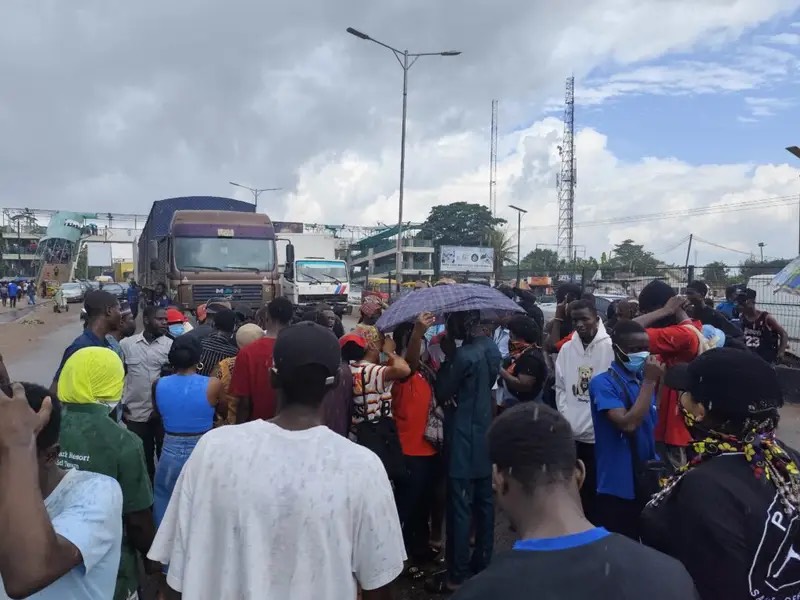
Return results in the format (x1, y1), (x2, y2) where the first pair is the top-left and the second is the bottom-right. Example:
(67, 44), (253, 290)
(149, 322), (406, 599)
(0, 382), (123, 600)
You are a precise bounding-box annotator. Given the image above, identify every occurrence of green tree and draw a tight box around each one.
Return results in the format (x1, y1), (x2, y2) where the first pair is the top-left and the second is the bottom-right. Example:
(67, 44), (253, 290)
(607, 239), (661, 275)
(738, 257), (791, 283)
(600, 251), (608, 264)
(521, 248), (561, 273)
(487, 227), (515, 277)
(421, 202), (506, 247)
(702, 261), (729, 285)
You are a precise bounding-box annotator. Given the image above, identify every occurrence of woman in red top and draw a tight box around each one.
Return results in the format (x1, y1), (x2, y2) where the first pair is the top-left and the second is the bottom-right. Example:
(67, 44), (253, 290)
(392, 312), (441, 573)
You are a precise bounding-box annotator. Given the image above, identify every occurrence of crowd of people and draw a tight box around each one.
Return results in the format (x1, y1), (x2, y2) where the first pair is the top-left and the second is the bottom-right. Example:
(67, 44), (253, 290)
(0, 276), (798, 600)
(0, 279), (37, 308)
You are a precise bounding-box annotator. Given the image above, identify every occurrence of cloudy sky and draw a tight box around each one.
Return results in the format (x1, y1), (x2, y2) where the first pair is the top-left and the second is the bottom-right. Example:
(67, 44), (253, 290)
(2, 0), (800, 265)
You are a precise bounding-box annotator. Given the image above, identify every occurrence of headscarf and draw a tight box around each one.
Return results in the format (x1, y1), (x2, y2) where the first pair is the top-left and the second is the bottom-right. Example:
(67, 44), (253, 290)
(355, 324), (381, 348)
(58, 346), (124, 405)
(236, 323), (264, 348)
(648, 407), (800, 514)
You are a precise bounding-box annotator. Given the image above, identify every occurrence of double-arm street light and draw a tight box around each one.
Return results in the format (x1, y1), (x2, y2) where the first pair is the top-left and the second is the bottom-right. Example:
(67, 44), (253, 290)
(229, 181), (282, 211)
(787, 146), (800, 255)
(509, 205), (528, 285)
(346, 27), (460, 290)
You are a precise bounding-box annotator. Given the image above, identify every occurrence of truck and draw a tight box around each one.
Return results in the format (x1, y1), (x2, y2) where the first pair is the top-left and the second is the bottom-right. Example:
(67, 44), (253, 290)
(278, 233), (351, 316)
(138, 196), (280, 311)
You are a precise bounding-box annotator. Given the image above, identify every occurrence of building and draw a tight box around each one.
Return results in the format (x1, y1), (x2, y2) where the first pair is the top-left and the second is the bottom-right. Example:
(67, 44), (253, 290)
(349, 224), (435, 283)
(0, 211), (44, 278)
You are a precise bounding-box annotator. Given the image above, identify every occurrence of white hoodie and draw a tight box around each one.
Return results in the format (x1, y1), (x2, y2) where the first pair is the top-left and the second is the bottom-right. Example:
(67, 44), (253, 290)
(554, 320), (614, 443)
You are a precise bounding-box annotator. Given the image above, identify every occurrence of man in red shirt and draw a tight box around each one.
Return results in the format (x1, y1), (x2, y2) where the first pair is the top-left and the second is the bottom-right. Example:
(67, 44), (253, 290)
(229, 297), (293, 421)
(634, 281), (701, 472)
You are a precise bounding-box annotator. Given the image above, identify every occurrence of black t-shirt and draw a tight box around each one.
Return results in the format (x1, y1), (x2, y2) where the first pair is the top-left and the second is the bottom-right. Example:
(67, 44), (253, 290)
(642, 451), (800, 600)
(453, 528), (698, 600)
(698, 305), (744, 340)
(509, 348), (547, 402)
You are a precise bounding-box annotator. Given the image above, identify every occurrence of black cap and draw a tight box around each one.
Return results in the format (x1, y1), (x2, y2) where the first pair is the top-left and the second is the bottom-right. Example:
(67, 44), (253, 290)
(273, 322), (341, 381)
(664, 348), (782, 417)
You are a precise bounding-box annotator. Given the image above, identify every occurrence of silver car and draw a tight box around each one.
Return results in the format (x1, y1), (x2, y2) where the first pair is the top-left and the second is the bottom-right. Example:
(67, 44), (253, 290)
(60, 282), (85, 303)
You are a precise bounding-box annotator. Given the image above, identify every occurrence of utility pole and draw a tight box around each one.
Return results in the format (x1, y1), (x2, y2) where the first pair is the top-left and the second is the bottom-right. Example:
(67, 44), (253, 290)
(509, 205), (527, 285)
(684, 233), (693, 269)
(758, 242), (765, 262)
(229, 182), (282, 211)
(346, 27), (461, 290)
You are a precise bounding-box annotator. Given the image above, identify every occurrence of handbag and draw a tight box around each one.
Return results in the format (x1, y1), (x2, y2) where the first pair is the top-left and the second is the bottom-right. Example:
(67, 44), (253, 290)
(418, 362), (444, 449)
(608, 369), (665, 505)
(352, 366), (407, 482)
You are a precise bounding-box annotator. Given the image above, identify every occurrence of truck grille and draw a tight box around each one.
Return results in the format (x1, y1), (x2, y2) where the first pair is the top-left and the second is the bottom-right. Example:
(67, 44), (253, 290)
(298, 294), (348, 304)
(193, 284), (263, 304)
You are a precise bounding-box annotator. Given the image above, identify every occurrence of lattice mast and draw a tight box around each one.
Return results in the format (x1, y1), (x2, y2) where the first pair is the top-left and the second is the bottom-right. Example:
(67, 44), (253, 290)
(489, 99), (499, 216)
(557, 77), (576, 262)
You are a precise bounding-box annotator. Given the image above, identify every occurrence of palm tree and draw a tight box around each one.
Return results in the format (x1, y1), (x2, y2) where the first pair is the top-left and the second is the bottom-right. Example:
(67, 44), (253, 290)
(487, 227), (515, 280)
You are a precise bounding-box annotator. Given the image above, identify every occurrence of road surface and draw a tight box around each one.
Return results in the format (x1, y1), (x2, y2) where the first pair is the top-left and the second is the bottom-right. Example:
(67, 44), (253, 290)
(4, 312), (800, 599)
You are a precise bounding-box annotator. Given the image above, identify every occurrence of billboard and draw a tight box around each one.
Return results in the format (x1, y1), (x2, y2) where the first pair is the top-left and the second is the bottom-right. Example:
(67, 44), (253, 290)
(440, 246), (494, 273)
(87, 243), (113, 267)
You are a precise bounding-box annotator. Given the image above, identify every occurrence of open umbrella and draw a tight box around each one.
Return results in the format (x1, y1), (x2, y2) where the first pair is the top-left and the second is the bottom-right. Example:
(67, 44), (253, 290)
(770, 256), (800, 296)
(375, 283), (523, 332)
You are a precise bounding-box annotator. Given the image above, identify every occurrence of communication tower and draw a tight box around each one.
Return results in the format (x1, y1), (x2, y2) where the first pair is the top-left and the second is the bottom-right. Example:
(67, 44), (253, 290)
(557, 77), (576, 262)
(489, 99), (498, 216)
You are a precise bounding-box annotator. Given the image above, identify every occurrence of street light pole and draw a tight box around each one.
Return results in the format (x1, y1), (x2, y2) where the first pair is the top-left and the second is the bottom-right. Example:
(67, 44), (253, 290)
(758, 242), (766, 262)
(786, 147), (800, 255)
(346, 27), (460, 292)
(509, 205), (527, 285)
(229, 181), (282, 212)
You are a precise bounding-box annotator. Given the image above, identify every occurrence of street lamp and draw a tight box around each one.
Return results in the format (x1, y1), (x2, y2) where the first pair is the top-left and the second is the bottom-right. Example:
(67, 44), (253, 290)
(346, 27), (461, 291)
(758, 242), (766, 262)
(509, 205), (527, 285)
(786, 147), (800, 255)
(229, 181), (282, 211)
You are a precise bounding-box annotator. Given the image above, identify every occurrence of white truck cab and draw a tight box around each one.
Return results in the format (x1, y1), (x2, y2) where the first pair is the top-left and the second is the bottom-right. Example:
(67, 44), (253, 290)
(280, 234), (351, 317)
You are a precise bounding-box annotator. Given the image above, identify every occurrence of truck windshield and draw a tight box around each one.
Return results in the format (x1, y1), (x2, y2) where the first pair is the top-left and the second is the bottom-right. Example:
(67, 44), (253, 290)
(296, 260), (348, 284)
(174, 238), (275, 272)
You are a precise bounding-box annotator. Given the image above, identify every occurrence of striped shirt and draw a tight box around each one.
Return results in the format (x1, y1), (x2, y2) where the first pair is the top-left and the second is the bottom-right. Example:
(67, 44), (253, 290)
(349, 361), (393, 439)
(198, 332), (238, 377)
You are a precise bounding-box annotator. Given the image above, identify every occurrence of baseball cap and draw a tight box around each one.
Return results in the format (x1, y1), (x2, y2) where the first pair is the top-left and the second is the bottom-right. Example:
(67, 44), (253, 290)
(664, 348), (783, 417)
(339, 332), (367, 349)
(166, 307), (186, 324)
(206, 299), (232, 315)
(273, 322), (341, 382)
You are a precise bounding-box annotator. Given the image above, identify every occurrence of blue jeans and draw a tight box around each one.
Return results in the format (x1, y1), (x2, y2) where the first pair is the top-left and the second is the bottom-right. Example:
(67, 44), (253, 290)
(154, 433), (203, 527)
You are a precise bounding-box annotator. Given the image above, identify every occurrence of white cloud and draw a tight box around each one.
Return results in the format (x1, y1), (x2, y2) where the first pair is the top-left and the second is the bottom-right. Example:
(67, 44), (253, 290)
(0, 0), (798, 270)
(766, 32), (800, 43)
(743, 96), (795, 118)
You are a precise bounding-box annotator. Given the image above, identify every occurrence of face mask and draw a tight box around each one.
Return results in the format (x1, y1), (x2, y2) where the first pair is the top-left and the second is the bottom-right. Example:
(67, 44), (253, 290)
(622, 351), (650, 373)
(169, 324), (184, 337)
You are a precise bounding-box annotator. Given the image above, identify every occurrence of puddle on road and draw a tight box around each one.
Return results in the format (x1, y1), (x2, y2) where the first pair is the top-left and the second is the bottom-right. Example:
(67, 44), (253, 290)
(0, 306), (38, 324)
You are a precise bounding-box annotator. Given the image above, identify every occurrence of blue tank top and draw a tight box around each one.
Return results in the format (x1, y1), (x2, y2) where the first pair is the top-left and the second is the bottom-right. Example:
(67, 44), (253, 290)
(156, 374), (214, 434)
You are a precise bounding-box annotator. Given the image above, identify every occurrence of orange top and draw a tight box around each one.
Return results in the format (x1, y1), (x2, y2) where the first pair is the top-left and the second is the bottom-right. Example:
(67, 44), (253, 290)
(392, 373), (437, 457)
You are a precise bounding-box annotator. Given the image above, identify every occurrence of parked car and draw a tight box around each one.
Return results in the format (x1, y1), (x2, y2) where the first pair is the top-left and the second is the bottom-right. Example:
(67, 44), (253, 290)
(540, 292), (631, 324)
(348, 284), (363, 306)
(60, 282), (85, 304)
(102, 283), (126, 301)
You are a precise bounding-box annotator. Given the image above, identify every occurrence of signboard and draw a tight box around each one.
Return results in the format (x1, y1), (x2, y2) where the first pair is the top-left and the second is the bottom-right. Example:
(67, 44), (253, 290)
(440, 246), (494, 274)
(87, 243), (113, 267)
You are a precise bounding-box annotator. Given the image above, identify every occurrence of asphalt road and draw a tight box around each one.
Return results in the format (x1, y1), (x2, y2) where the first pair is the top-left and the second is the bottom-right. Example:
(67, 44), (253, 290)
(6, 313), (800, 598)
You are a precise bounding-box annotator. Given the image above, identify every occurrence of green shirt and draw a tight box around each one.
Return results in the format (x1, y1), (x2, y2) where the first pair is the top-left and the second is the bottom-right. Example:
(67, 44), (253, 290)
(57, 403), (153, 600)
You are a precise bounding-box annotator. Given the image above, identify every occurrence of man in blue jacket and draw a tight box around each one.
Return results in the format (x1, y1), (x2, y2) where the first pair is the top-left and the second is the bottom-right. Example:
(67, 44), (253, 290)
(428, 310), (502, 594)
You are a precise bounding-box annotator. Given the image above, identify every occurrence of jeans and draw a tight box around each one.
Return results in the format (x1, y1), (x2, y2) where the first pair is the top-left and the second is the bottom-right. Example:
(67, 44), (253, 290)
(576, 441), (597, 523)
(446, 476), (494, 584)
(154, 433), (203, 527)
(394, 455), (440, 560)
(124, 418), (164, 481)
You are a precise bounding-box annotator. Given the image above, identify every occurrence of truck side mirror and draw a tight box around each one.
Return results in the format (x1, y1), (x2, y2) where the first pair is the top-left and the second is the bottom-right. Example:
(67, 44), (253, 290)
(285, 243), (295, 280)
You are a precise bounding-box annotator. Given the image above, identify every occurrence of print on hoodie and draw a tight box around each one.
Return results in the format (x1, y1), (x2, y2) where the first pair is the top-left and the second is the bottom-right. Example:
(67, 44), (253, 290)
(572, 365), (593, 401)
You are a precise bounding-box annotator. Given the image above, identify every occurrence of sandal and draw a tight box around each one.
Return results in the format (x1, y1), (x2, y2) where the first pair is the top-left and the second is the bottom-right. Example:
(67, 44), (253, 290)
(404, 565), (426, 581)
(424, 569), (459, 595)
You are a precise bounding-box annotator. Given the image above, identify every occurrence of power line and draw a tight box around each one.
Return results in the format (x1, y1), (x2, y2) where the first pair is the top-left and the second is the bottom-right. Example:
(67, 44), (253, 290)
(692, 235), (753, 256)
(521, 194), (798, 232)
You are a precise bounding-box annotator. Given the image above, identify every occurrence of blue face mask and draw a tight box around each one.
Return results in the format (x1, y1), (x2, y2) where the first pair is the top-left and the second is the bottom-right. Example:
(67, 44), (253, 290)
(623, 351), (650, 373)
(169, 324), (184, 337)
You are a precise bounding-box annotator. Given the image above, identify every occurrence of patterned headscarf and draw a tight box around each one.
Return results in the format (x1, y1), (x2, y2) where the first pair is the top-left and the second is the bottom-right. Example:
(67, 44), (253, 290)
(355, 324), (381, 349)
(648, 407), (800, 514)
(58, 346), (124, 405)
